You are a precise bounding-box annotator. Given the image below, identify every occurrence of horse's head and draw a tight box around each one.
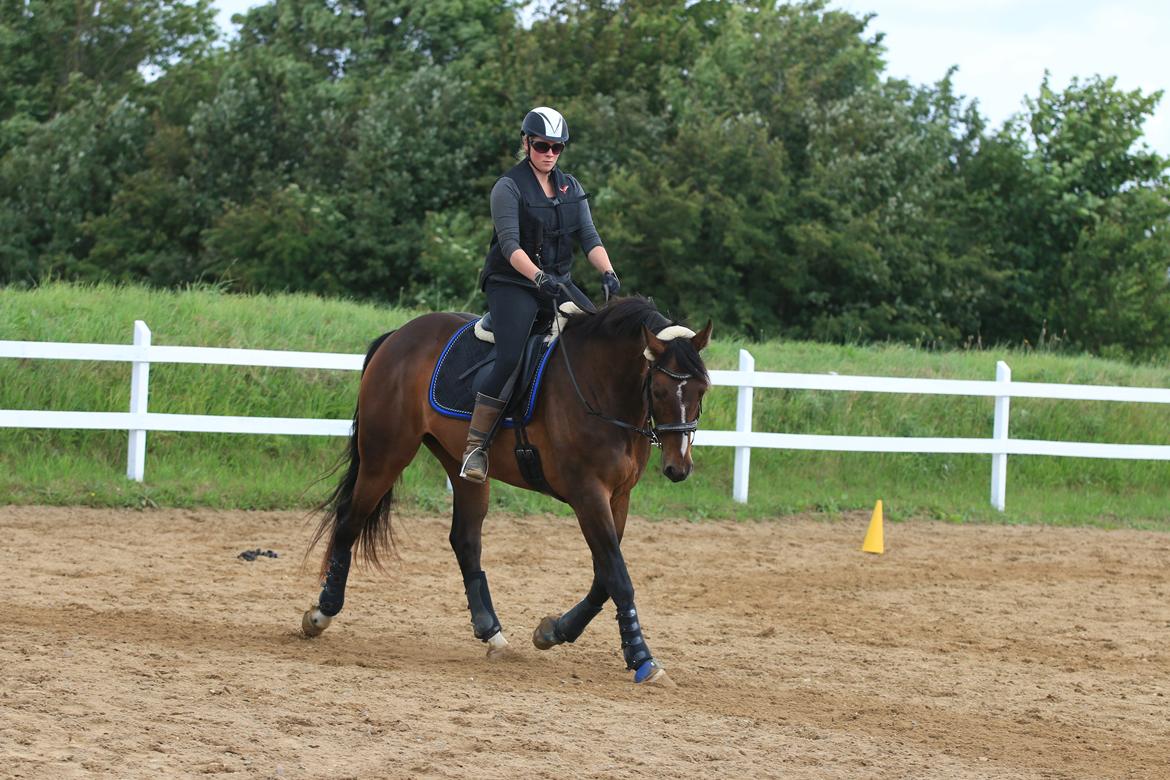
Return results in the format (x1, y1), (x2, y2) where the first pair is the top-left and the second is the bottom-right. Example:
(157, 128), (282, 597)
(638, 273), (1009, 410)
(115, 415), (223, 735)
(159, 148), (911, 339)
(642, 320), (713, 482)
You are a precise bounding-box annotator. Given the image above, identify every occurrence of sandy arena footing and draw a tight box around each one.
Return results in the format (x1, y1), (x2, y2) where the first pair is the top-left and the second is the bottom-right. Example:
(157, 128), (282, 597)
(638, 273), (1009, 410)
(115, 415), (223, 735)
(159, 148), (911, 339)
(2, 506), (1168, 778)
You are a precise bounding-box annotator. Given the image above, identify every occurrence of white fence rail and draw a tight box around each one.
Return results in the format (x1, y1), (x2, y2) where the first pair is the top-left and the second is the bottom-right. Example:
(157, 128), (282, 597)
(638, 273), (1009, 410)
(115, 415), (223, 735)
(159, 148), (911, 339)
(4, 322), (1170, 510)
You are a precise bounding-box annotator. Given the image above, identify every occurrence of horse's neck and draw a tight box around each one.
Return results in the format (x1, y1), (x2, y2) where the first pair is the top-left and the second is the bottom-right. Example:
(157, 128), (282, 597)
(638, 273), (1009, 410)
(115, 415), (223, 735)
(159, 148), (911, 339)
(575, 336), (648, 419)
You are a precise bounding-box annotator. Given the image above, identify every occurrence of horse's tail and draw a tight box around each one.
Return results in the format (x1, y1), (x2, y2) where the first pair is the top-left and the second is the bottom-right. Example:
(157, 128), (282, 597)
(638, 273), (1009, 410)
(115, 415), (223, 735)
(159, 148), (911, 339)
(308, 330), (396, 577)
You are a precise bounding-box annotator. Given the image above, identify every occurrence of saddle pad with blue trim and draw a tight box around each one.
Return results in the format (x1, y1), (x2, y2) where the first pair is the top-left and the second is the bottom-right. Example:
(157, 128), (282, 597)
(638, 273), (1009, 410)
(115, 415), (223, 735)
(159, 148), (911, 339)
(429, 319), (557, 427)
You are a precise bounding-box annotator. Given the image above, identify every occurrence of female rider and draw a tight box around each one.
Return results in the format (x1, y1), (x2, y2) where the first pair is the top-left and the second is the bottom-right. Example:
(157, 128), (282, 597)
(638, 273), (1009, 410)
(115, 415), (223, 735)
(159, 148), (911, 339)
(460, 106), (621, 482)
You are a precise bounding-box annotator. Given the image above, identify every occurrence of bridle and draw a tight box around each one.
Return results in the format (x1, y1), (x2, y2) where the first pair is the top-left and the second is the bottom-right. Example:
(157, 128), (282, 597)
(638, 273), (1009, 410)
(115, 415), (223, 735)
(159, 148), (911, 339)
(646, 364), (703, 445)
(558, 330), (703, 449)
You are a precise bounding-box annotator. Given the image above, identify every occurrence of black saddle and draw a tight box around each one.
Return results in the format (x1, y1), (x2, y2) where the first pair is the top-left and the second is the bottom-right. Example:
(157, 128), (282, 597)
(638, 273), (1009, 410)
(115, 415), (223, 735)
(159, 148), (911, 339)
(474, 307), (554, 347)
(428, 319), (557, 427)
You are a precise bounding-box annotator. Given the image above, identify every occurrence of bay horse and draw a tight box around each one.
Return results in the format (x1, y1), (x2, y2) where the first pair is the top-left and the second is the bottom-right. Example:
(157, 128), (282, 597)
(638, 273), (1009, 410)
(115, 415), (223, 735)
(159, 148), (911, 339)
(302, 296), (712, 685)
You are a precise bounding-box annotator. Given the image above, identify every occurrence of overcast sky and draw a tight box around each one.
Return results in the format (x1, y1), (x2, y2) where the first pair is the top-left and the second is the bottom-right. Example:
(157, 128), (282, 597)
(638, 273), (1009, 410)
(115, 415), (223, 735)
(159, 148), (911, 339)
(213, 0), (1169, 155)
(836, 0), (1168, 154)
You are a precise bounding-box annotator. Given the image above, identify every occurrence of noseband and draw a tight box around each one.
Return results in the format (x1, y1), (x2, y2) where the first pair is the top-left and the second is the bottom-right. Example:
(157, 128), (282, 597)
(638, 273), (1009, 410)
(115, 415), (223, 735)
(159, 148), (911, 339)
(559, 337), (702, 449)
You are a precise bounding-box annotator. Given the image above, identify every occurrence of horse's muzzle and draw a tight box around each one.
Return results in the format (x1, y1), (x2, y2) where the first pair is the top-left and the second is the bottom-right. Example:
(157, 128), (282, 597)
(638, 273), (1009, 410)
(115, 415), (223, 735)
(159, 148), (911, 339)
(663, 463), (691, 483)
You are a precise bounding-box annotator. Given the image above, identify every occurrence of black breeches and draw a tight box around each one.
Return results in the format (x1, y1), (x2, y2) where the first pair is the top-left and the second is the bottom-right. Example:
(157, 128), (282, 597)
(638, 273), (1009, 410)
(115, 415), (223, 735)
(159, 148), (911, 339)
(481, 281), (550, 399)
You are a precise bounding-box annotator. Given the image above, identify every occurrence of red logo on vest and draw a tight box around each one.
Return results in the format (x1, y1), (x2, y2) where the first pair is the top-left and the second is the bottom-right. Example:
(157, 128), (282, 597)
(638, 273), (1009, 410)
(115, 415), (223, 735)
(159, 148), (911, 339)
(559, 184), (569, 194)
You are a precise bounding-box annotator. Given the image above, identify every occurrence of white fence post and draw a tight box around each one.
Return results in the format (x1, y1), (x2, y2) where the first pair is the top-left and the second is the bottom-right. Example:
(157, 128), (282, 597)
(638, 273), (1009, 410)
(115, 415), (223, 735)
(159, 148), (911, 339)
(732, 349), (755, 503)
(127, 321), (151, 482)
(990, 360), (1011, 511)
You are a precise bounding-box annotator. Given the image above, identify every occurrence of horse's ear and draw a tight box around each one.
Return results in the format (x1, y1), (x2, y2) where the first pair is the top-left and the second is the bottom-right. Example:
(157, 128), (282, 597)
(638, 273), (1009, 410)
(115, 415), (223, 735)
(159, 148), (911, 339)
(642, 324), (667, 360)
(691, 320), (713, 352)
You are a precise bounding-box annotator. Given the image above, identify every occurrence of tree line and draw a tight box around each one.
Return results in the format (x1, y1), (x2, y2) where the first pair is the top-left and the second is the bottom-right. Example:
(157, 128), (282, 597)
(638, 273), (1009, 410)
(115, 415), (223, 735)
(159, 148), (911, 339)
(2, 0), (1168, 356)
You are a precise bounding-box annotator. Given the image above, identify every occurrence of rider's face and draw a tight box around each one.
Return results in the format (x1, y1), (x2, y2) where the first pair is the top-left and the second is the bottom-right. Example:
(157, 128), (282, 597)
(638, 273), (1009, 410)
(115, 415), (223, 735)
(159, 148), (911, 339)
(527, 136), (562, 173)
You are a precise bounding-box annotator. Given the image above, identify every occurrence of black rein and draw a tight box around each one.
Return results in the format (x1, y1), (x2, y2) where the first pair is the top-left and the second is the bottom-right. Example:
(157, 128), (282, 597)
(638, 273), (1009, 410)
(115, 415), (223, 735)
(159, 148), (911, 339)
(556, 327), (701, 448)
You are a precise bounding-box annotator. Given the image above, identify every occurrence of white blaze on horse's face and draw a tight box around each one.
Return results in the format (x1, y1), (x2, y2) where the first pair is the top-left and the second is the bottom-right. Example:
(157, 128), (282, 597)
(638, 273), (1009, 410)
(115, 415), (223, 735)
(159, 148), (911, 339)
(676, 380), (688, 459)
(642, 320), (713, 483)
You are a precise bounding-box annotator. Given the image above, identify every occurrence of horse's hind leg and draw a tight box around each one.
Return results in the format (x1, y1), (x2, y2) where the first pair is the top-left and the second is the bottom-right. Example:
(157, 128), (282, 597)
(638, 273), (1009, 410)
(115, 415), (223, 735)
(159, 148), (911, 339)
(303, 438), (419, 637)
(453, 480), (516, 660)
(424, 437), (513, 659)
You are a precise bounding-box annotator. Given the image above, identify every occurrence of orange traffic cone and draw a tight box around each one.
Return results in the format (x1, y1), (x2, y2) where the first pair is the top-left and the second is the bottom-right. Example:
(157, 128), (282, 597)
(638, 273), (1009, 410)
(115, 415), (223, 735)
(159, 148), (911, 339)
(862, 500), (884, 554)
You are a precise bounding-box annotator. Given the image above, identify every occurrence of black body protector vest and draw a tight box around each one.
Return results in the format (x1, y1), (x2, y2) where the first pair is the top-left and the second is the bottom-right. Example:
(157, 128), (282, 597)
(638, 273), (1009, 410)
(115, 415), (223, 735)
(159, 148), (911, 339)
(481, 160), (588, 289)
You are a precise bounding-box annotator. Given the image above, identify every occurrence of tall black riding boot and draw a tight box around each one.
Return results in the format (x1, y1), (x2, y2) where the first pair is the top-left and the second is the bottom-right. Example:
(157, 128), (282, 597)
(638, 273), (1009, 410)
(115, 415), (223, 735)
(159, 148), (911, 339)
(460, 392), (506, 483)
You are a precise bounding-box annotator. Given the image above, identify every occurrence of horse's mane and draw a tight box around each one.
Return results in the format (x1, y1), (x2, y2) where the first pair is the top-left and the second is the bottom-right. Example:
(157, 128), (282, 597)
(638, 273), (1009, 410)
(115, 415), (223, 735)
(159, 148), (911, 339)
(562, 296), (669, 340)
(562, 296), (708, 378)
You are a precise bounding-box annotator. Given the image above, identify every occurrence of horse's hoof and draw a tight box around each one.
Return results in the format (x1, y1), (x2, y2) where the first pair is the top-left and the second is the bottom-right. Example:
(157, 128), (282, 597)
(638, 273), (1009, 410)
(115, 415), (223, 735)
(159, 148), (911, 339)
(633, 658), (675, 687)
(532, 615), (562, 650)
(486, 644), (519, 661)
(485, 630), (518, 661)
(301, 606), (332, 637)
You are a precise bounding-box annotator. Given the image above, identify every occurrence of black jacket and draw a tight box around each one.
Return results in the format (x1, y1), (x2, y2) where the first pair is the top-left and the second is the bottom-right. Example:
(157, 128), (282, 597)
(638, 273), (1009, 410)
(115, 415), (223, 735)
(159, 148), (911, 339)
(480, 160), (591, 289)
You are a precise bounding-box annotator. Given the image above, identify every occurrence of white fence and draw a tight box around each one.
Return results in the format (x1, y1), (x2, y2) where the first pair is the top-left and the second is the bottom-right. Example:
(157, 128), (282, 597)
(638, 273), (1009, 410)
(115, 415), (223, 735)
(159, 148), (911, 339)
(4, 321), (1170, 510)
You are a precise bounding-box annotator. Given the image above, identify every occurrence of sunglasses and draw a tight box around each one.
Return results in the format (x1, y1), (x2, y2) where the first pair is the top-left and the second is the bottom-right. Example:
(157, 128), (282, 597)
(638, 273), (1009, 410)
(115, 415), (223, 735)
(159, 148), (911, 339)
(530, 140), (565, 155)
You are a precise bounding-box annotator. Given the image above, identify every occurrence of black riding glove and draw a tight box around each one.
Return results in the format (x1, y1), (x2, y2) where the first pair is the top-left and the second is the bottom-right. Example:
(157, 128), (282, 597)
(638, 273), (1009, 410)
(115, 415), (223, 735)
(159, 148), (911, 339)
(601, 270), (620, 299)
(533, 270), (559, 297)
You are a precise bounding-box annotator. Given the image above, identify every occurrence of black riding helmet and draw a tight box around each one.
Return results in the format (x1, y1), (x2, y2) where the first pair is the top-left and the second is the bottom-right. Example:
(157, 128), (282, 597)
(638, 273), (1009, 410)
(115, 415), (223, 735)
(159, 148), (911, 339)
(521, 106), (569, 143)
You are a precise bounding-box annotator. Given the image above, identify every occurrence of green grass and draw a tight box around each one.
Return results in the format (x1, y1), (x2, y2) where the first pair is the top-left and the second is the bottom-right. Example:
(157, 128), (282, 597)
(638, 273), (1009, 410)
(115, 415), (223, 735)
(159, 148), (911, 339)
(3, 282), (1170, 528)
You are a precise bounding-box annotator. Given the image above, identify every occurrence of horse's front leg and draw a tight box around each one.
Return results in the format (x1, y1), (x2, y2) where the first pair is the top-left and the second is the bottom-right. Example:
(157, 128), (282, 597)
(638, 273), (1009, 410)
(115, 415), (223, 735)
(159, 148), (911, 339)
(532, 492), (628, 649)
(532, 574), (608, 649)
(559, 488), (671, 685)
